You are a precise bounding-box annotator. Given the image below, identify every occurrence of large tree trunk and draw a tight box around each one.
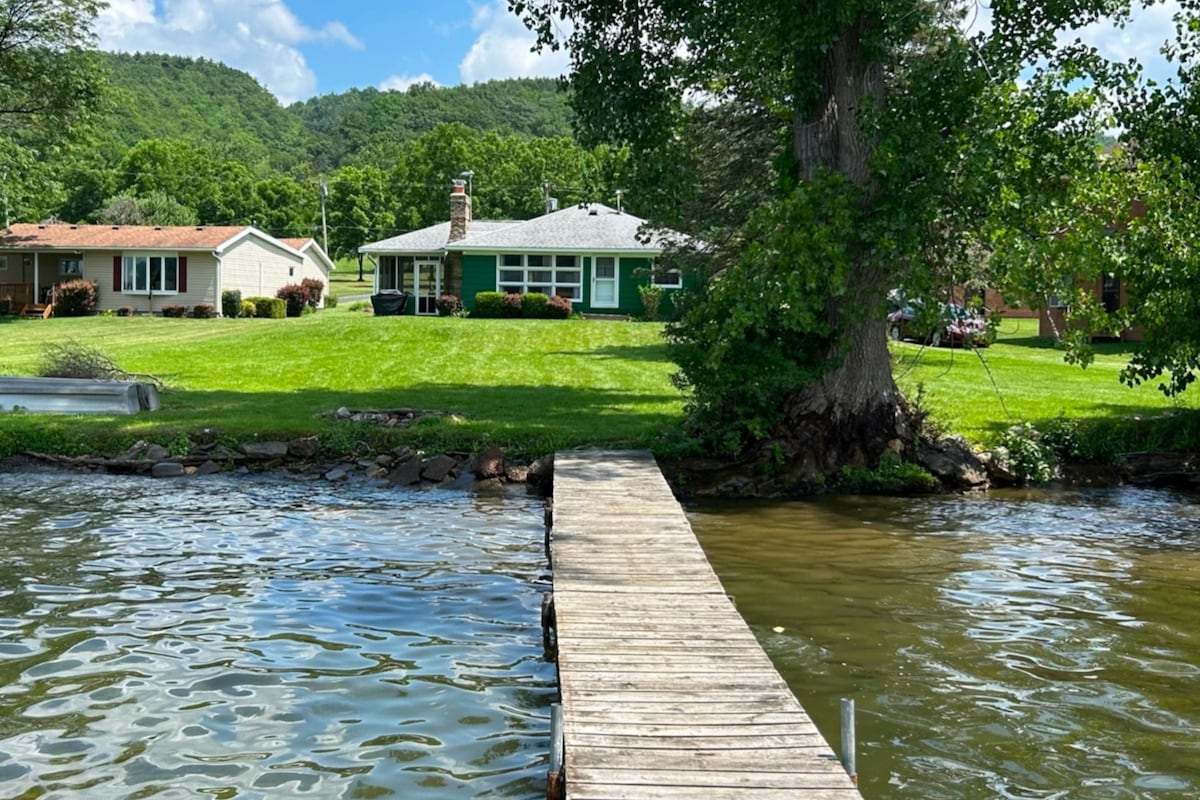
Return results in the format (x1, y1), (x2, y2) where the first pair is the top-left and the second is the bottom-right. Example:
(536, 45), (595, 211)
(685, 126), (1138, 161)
(782, 22), (908, 482)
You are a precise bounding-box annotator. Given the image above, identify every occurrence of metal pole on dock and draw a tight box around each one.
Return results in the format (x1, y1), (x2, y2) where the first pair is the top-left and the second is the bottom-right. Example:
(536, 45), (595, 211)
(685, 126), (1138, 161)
(547, 702), (564, 800)
(841, 697), (857, 785)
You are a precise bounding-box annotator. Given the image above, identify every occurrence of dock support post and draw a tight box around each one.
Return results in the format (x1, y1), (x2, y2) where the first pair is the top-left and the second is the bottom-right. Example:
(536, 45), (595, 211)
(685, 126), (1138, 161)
(541, 591), (557, 659)
(543, 498), (554, 564)
(547, 702), (564, 800)
(841, 697), (857, 785)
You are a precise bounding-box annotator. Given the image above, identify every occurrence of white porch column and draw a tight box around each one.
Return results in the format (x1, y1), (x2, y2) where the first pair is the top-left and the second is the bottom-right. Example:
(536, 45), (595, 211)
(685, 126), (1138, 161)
(32, 252), (39, 304)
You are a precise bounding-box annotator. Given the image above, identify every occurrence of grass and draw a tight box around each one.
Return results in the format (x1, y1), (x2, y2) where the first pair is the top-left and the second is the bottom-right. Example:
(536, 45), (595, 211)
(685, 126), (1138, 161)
(893, 316), (1197, 450)
(2, 310), (1195, 465)
(327, 257), (375, 300)
(0, 312), (681, 459)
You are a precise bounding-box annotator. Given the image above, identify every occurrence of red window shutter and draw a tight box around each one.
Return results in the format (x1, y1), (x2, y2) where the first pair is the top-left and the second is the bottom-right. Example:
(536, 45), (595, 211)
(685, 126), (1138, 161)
(179, 256), (188, 293)
(113, 256), (121, 291)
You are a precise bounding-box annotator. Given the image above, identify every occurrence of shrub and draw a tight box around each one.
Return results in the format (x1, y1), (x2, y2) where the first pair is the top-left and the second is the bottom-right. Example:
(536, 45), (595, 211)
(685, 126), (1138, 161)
(638, 284), (664, 321)
(52, 279), (98, 317)
(190, 303), (216, 319)
(0, 297), (11, 316)
(161, 304), (188, 318)
(502, 292), (523, 318)
(473, 291), (506, 318)
(301, 278), (324, 309)
(324, 295), (339, 309)
(545, 294), (573, 319)
(276, 283), (309, 317)
(437, 293), (463, 316)
(522, 292), (549, 318)
(249, 296), (286, 319)
(239, 299), (257, 318)
(116, 306), (134, 317)
(347, 300), (371, 312)
(221, 289), (242, 318)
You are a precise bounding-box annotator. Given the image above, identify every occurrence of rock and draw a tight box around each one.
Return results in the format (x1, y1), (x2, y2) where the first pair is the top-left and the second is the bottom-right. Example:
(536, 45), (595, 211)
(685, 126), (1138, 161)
(195, 460), (221, 476)
(421, 453), (459, 482)
(209, 444), (241, 460)
(470, 446), (505, 479)
(917, 436), (989, 490)
(504, 465), (530, 483)
(336, 406), (352, 419)
(288, 436), (319, 459)
(387, 455), (423, 486)
(391, 445), (414, 460)
(474, 477), (506, 494)
(527, 454), (554, 493)
(242, 441), (289, 459)
(356, 458), (376, 469)
(324, 466), (349, 482)
(121, 441), (171, 462)
(980, 446), (1020, 486)
(364, 464), (389, 480)
(150, 461), (185, 478)
(375, 453), (395, 468)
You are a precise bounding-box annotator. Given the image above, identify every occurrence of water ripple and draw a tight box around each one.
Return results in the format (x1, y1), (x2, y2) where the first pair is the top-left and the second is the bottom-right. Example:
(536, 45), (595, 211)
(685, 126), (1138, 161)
(0, 471), (554, 798)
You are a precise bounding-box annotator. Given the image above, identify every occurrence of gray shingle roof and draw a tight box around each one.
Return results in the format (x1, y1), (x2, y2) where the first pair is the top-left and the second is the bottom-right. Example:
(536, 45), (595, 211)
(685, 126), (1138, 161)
(451, 203), (666, 253)
(358, 203), (678, 256)
(358, 220), (516, 254)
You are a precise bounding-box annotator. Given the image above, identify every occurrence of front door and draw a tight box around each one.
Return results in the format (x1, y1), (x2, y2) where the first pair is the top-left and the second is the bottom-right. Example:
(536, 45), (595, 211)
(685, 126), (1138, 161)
(592, 256), (618, 309)
(415, 258), (441, 315)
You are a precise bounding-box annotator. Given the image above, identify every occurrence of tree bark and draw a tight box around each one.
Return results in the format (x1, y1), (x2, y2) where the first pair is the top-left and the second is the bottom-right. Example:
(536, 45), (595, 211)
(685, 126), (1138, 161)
(782, 21), (907, 482)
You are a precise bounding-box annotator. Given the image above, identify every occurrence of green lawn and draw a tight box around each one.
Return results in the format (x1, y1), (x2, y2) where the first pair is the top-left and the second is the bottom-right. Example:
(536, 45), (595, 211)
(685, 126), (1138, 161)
(893, 316), (1195, 446)
(0, 313), (680, 458)
(327, 257), (375, 300)
(0, 310), (1191, 463)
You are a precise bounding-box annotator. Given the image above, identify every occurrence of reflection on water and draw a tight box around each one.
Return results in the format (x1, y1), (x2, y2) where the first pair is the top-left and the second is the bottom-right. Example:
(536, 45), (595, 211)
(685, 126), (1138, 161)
(0, 471), (554, 798)
(692, 487), (1200, 800)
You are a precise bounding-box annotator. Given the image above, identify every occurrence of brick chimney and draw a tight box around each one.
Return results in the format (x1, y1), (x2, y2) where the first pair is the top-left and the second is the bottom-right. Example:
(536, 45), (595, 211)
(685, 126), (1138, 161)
(449, 179), (471, 242)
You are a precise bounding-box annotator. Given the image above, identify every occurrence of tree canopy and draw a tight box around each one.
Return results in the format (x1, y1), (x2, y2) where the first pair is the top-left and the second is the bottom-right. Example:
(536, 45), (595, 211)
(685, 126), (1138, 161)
(514, 0), (1199, 487)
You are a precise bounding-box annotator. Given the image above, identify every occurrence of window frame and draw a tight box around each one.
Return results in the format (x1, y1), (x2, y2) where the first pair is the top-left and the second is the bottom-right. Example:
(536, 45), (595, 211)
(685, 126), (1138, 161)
(121, 252), (180, 295)
(651, 263), (682, 289)
(495, 253), (583, 302)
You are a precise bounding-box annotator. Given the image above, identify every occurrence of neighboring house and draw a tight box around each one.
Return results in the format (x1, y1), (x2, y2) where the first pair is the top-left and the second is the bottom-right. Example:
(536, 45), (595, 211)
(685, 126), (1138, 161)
(1039, 274), (1144, 342)
(359, 181), (687, 316)
(0, 223), (334, 314)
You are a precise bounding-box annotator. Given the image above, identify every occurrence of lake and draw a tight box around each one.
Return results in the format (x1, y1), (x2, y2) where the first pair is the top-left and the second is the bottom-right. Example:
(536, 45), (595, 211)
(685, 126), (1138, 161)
(692, 487), (1200, 799)
(0, 470), (555, 798)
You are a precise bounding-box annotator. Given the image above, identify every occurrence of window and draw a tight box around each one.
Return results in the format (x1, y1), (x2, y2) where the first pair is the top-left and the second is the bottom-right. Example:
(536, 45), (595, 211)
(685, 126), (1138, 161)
(652, 263), (682, 288)
(496, 254), (582, 300)
(60, 257), (82, 276)
(122, 253), (178, 294)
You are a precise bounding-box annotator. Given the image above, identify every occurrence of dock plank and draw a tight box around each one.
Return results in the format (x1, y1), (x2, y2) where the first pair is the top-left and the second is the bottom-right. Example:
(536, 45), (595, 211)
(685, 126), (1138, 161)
(552, 450), (861, 799)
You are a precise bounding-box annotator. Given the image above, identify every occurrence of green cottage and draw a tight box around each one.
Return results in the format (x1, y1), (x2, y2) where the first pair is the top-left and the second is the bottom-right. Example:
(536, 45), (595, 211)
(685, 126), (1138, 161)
(359, 180), (686, 317)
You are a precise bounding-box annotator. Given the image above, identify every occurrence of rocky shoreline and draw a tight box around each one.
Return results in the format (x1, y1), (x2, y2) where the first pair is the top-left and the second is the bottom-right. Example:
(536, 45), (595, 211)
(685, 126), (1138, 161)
(12, 436), (555, 496)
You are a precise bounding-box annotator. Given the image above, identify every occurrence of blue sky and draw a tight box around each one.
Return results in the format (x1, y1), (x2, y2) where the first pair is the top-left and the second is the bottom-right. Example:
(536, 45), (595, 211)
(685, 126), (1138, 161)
(92, 1), (1179, 107)
(93, 0), (569, 105)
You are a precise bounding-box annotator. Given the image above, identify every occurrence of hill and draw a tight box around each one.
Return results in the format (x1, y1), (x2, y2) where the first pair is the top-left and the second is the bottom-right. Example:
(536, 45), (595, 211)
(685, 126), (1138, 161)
(101, 52), (312, 171)
(97, 54), (575, 172)
(289, 78), (575, 170)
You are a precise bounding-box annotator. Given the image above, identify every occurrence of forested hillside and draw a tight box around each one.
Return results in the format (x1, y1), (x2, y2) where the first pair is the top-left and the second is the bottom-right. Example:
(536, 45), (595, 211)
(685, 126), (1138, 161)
(291, 78), (575, 170)
(2, 54), (617, 256)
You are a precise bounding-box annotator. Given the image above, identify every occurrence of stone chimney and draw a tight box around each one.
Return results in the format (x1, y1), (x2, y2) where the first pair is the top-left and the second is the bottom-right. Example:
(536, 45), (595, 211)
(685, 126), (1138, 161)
(449, 179), (471, 242)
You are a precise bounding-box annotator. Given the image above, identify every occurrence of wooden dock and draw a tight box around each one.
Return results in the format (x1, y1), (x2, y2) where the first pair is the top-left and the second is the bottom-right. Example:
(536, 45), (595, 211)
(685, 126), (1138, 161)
(548, 450), (864, 800)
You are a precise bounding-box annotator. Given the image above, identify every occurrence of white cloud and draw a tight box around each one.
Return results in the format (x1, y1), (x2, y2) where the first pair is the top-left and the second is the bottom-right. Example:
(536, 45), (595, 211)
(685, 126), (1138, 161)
(459, 0), (570, 84)
(94, 0), (364, 105)
(380, 73), (442, 93)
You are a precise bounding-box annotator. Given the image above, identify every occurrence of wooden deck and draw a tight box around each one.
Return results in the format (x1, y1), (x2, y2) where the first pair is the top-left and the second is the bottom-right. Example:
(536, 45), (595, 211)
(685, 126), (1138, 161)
(550, 450), (863, 800)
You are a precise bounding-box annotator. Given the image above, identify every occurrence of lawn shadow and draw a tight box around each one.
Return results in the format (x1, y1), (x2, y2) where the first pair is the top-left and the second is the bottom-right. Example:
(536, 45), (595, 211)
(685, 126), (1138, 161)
(99, 382), (685, 448)
(972, 403), (1195, 441)
(550, 343), (672, 362)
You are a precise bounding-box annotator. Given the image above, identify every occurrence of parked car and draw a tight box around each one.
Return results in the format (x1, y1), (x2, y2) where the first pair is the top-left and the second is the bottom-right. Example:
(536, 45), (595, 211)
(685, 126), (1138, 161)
(888, 301), (991, 347)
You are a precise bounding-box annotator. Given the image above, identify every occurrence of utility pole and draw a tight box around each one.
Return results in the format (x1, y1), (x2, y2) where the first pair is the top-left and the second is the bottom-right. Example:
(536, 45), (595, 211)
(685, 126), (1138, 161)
(319, 181), (329, 255)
